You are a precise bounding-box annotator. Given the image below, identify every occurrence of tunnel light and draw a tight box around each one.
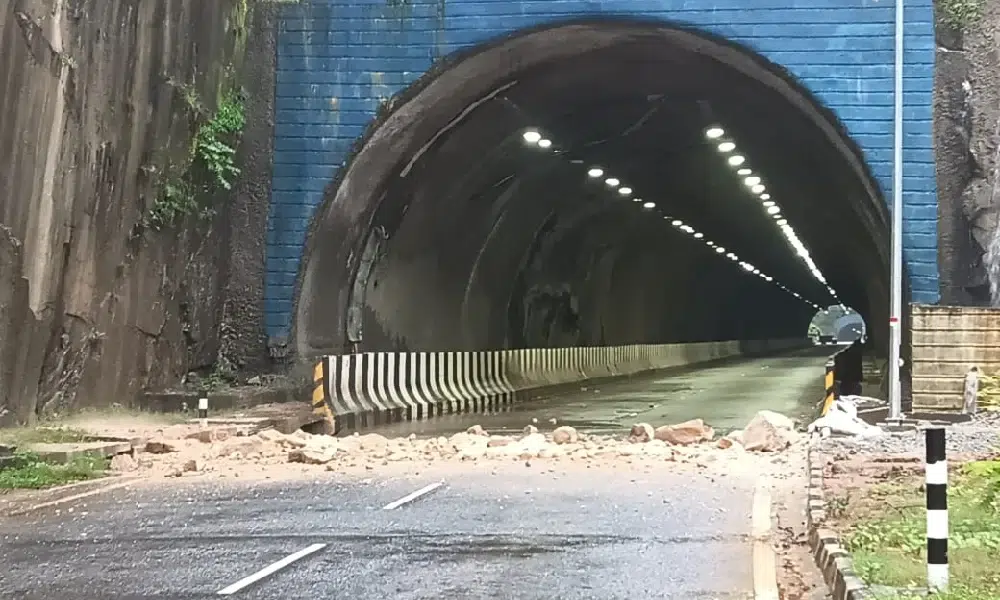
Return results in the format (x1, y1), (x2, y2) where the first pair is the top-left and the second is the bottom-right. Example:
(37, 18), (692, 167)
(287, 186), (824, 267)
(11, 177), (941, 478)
(671, 220), (683, 227)
(765, 276), (773, 282)
(737, 168), (752, 176)
(694, 232), (704, 239)
(727, 155), (745, 166)
(762, 201), (775, 208)
(705, 127), (725, 139)
(633, 197), (642, 202)
(605, 178), (620, 187)
(681, 225), (695, 233)
(744, 176), (761, 187)
(717, 142), (736, 153)
(537, 139), (552, 148)
(588, 168), (604, 178)
(643, 201), (656, 209)
(772, 213), (782, 220)
(751, 184), (766, 195)
(522, 130), (542, 143)
(716, 247), (726, 253)
(726, 252), (737, 259)
(618, 187), (632, 195)
(760, 193), (770, 200)
(706, 241), (715, 246)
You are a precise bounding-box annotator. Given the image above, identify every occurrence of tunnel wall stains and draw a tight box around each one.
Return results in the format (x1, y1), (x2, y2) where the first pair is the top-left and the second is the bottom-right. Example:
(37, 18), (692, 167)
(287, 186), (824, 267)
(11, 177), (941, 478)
(312, 338), (811, 433)
(0, 1), (273, 424)
(268, 0), (939, 348)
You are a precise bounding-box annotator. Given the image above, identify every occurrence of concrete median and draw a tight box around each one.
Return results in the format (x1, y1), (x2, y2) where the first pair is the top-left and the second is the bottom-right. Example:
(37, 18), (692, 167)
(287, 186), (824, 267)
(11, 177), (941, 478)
(311, 338), (810, 433)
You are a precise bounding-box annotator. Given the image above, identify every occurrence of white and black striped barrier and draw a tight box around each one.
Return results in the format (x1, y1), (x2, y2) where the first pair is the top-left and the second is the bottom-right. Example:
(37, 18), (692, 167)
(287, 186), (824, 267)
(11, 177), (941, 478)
(925, 426), (949, 591)
(310, 338), (809, 433)
(198, 397), (209, 428)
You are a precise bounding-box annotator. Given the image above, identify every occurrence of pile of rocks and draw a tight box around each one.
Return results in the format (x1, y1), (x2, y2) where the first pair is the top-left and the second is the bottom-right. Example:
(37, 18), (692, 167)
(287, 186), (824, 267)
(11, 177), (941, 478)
(128, 410), (801, 477)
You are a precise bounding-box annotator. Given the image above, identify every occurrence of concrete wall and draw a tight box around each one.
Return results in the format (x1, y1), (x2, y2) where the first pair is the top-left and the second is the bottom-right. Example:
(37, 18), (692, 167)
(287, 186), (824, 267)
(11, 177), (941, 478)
(311, 338), (809, 432)
(910, 305), (1000, 409)
(265, 0), (939, 342)
(0, 0), (269, 424)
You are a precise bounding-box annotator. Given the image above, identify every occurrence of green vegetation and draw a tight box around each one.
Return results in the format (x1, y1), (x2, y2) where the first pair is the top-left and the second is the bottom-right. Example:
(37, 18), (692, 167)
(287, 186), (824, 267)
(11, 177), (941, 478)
(0, 426), (92, 446)
(0, 451), (106, 490)
(836, 461), (1000, 599)
(939, 0), (985, 29)
(147, 89), (246, 230)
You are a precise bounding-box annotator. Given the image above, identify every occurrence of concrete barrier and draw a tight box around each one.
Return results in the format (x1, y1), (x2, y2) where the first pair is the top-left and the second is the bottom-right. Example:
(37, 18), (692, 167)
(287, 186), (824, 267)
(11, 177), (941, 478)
(312, 338), (809, 433)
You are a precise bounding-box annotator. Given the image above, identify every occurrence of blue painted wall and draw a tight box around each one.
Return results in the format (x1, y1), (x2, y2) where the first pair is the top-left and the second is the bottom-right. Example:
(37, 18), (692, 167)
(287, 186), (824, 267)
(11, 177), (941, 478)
(267, 0), (938, 339)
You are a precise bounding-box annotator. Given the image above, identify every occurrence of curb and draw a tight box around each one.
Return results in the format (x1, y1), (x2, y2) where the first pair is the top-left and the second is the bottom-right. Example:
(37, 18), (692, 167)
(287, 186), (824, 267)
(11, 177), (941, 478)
(806, 442), (872, 600)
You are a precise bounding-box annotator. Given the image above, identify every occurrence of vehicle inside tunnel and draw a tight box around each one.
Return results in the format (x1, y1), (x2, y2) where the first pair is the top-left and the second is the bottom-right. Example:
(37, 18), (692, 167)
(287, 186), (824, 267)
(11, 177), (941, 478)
(295, 19), (899, 360)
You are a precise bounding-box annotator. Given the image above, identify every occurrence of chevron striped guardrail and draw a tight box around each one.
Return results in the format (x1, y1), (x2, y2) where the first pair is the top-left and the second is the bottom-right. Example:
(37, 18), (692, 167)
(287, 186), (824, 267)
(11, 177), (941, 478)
(311, 338), (809, 433)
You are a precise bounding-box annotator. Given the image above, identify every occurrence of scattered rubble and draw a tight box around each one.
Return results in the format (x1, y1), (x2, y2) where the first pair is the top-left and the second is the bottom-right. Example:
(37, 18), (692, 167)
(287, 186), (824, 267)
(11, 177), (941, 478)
(95, 410), (806, 481)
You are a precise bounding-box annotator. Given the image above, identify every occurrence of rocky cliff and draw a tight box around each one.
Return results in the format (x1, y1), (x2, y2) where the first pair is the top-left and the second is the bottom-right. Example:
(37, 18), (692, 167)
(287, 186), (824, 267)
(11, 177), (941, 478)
(0, 0), (273, 425)
(935, 0), (1000, 304)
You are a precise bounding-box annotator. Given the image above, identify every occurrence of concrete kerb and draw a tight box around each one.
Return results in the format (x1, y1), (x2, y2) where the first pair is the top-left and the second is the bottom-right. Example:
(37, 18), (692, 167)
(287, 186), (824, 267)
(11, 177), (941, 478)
(805, 442), (873, 600)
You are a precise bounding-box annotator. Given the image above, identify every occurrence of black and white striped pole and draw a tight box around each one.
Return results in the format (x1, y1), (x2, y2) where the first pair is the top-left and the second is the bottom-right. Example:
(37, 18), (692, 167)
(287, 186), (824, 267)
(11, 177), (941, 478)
(198, 397), (209, 429)
(925, 426), (948, 592)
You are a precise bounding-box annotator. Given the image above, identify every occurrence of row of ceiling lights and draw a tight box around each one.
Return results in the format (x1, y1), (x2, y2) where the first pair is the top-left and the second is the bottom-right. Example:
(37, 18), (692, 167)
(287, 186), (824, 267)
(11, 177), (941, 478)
(703, 126), (840, 303)
(520, 129), (828, 311)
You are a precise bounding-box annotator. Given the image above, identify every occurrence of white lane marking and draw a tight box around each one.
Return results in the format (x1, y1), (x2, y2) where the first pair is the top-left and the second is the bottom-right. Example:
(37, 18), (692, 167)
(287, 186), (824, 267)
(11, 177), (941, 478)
(216, 543), (327, 595)
(751, 480), (780, 600)
(382, 481), (444, 510)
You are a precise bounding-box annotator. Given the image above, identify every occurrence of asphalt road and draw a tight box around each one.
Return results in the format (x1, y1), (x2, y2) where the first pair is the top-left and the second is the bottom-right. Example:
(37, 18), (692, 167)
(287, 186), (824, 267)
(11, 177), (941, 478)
(0, 347), (831, 599)
(0, 464), (758, 600)
(374, 345), (835, 437)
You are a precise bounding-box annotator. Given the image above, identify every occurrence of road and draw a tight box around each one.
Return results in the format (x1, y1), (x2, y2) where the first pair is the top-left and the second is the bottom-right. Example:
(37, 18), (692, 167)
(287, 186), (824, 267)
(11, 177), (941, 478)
(0, 347), (832, 599)
(375, 345), (834, 437)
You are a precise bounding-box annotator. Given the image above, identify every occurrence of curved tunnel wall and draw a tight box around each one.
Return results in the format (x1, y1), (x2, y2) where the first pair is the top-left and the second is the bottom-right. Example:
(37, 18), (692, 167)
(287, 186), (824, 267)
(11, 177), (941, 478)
(268, 2), (938, 357)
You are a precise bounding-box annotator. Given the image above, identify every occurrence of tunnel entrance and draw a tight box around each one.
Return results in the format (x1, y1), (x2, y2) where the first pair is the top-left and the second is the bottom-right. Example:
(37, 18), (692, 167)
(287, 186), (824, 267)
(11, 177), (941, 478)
(809, 305), (867, 345)
(295, 19), (898, 359)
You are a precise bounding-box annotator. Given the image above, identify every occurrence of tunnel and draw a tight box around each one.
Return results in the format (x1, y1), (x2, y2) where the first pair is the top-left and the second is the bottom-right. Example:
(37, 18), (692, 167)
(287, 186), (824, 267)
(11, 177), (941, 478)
(294, 19), (897, 361)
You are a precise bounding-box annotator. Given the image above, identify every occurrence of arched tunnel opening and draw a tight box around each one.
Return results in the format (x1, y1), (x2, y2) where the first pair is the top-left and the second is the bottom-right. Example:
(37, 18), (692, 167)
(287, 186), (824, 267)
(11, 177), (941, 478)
(295, 20), (902, 382)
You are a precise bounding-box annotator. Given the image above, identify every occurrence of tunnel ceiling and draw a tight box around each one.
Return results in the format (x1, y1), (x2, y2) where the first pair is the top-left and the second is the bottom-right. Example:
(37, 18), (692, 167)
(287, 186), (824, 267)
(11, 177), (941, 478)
(296, 21), (892, 355)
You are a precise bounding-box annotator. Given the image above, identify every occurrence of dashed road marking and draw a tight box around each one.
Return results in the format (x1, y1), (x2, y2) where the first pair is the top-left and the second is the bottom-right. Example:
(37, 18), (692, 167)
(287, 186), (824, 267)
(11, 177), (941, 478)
(751, 480), (780, 600)
(216, 543), (327, 595)
(382, 481), (444, 510)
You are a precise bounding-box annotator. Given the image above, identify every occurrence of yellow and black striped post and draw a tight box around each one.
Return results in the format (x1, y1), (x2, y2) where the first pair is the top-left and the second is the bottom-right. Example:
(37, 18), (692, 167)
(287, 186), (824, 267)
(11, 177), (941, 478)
(821, 360), (837, 416)
(312, 359), (333, 424)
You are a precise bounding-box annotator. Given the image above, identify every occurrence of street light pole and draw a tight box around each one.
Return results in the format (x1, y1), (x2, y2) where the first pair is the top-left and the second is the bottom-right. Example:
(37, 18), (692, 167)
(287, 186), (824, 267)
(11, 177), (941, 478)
(888, 0), (905, 421)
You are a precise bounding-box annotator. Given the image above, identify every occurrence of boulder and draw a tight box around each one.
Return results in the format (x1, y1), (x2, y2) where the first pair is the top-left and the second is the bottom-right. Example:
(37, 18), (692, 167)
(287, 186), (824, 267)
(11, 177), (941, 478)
(628, 423), (655, 443)
(182, 459), (201, 472)
(109, 454), (139, 472)
(654, 419), (714, 445)
(523, 425), (538, 435)
(288, 449), (337, 465)
(144, 438), (178, 454)
(358, 433), (389, 451)
(551, 426), (579, 445)
(466, 425), (489, 437)
(742, 411), (797, 452)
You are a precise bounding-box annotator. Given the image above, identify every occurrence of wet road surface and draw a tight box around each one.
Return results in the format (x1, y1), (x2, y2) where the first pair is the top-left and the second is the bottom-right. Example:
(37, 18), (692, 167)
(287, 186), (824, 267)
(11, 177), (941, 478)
(0, 465), (758, 600)
(374, 345), (836, 438)
(0, 346), (831, 599)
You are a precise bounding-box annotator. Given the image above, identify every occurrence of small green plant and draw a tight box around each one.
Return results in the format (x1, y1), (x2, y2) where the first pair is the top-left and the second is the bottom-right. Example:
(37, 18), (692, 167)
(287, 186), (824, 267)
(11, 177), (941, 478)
(940, 0), (985, 29)
(0, 451), (106, 490)
(147, 90), (245, 230)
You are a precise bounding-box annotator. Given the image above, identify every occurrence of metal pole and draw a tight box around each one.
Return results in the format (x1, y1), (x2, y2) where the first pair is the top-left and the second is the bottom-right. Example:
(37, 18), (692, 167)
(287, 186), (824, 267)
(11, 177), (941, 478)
(925, 427), (949, 591)
(888, 0), (905, 421)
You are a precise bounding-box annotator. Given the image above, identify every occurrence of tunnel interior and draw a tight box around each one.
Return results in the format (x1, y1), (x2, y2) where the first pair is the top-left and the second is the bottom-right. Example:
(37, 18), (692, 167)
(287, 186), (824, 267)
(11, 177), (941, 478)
(295, 20), (895, 356)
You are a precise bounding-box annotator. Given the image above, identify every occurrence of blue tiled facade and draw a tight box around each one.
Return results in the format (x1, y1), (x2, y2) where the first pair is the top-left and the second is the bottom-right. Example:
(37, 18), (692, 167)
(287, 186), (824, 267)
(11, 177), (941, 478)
(267, 0), (938, 338)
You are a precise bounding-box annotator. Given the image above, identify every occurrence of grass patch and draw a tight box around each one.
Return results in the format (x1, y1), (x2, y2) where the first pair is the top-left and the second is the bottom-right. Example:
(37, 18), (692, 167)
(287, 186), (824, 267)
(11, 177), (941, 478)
(0, 426), (94, 446)
(835, 460), (1000, 599)
(0, 451), (107, 490)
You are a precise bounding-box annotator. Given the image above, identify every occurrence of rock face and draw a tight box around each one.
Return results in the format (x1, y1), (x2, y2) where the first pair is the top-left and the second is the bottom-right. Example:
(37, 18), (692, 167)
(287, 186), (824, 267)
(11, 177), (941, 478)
(0, 1), (278, 426)
(741, 411), (798, 452)
(934, 0), (1000, 305)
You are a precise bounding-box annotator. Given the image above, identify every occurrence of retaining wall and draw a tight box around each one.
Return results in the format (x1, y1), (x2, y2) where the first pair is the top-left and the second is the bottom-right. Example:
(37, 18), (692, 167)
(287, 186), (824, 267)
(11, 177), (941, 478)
(911, 304), (1000, 409)
(311, 338), (808, 432)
